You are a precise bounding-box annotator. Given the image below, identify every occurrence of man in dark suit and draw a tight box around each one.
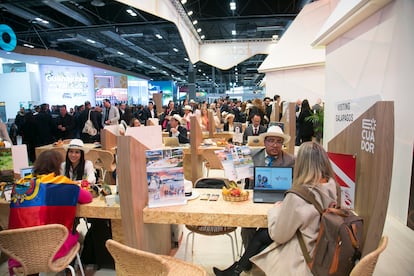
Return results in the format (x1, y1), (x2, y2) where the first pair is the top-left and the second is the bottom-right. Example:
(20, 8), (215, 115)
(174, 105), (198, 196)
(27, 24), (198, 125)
(168, 114), (189, 144)
(243, 114), (267, 144)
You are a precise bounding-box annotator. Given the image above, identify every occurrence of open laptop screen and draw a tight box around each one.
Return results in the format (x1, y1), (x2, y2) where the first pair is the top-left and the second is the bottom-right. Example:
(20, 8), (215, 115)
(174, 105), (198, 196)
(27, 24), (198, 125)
(253, 166), (293, 191)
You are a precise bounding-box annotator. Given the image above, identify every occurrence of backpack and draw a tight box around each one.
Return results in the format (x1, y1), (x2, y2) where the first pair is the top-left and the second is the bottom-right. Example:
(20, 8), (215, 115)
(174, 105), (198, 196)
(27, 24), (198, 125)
(287, 184), (363, 276)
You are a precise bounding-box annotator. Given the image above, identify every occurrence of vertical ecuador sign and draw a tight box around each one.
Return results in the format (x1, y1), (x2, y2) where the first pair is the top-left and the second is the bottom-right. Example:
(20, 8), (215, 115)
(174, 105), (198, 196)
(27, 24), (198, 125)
(328, 101), (394, 256)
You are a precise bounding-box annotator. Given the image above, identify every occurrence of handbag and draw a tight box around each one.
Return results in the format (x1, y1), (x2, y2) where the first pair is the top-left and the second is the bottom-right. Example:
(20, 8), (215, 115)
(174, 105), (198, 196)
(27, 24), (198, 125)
(82, 110), (98, 136)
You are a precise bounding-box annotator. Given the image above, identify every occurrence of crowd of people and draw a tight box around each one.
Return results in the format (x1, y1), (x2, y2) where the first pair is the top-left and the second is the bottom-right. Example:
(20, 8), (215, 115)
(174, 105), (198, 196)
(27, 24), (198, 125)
(5, 95), (323, 162)
(3, 94), (331, 275)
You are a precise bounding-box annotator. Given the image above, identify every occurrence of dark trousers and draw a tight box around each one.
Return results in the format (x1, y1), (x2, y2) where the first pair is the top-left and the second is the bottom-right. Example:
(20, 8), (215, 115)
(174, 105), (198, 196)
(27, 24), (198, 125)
(238, 228), (273, 271)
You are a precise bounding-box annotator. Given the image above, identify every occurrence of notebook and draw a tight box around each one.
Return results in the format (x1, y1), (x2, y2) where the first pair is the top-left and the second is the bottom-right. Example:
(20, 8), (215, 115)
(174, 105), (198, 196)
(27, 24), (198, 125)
(253, 166), (293, 203)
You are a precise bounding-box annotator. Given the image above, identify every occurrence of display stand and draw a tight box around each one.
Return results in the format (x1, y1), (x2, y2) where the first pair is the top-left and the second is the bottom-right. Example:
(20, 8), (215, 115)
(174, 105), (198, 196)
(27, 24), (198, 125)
(327, 101), (394, 256)
(100, 128), (117, 150)
(280, 102), (295, 155)
(117, 135), (171, 254)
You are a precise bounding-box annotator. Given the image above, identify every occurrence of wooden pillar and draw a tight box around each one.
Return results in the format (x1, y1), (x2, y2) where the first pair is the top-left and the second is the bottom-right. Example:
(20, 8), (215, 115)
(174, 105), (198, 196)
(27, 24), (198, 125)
(208, 109), (215, 137)
(328, 101), (394, 256)
(189, 116), (204, 184)
(152, 93), (163, 116)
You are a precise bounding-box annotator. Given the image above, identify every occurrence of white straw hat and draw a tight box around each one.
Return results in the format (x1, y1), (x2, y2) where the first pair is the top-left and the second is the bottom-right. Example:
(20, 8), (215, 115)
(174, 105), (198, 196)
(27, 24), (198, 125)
(65, 139), (90, 153)
(259, 126), (290, 144)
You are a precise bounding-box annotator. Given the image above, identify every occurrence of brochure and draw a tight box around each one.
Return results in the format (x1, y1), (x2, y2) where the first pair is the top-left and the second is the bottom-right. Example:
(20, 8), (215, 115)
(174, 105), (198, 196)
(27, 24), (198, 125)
(214, 145), (253, 181)
(146, 147), (186, 208)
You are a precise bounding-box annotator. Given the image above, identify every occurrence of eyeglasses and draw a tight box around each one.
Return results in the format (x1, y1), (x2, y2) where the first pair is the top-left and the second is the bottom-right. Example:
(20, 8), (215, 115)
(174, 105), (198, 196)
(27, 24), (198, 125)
(265, 138), (284, 146)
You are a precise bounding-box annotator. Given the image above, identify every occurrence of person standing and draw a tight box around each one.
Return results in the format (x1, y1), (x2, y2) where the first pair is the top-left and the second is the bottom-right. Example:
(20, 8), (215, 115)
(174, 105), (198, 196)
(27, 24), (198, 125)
(214, 142), (337, 276)
(102, 99), (120, 126)
(297, 99), (314, 145)
(34, 103), (56, 146)
(56, 105), (75, 140)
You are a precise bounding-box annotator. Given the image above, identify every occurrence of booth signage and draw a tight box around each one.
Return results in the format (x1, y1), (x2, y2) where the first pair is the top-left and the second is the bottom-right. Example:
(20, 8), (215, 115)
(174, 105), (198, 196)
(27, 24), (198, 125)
(0, 24), (17, 51)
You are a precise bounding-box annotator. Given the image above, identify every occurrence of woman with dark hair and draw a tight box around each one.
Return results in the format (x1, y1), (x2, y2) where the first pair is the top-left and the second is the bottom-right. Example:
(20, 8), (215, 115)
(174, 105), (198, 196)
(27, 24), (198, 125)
(297, 99), (314, 145)
(61, 139), (96, 185)
(8, 149), (93, 274)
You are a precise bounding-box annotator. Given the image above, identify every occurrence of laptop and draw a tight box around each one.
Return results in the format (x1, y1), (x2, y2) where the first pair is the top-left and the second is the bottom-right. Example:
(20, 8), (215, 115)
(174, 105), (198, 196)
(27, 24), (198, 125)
(253, 166), (293, 203)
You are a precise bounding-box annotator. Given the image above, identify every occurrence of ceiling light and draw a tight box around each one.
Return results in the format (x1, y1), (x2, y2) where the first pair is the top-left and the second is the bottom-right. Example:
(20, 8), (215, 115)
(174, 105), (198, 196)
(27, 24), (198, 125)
(173, 48), (179, 52)
(200, 35), (205, 39)
(184, 57), (189, 61)
(181, 0), (187, 4)
(126, 9), (137, 17)
(86, 39), (96, 44)
(232, 30), (236, 35)
(117, 51), (124, 55)
(137, 60), (143, 64)
(187, 11), (193, 16)
(230, 1), (236, 11)
(35, 17), (49, 24)
(151, 66), (157, 70)
(23, 43), (34, 48)
(155, 34), (163, 39)
(197, 28), (202, 33)
(192, 20), (198, 25)
(91, 0), (105, 7)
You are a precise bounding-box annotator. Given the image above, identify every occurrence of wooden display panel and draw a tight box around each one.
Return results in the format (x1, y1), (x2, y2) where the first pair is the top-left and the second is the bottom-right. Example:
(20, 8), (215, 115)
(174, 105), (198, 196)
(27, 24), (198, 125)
(328, 101), (394, 256)
(280, 102), (296, 155)
(117, 135), (171, 254)
(152, 93), (163, 116)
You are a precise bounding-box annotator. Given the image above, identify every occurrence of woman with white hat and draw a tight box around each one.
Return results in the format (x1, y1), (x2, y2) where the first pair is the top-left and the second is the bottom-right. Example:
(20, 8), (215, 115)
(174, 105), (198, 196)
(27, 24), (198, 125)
(61, 139), (96, 185)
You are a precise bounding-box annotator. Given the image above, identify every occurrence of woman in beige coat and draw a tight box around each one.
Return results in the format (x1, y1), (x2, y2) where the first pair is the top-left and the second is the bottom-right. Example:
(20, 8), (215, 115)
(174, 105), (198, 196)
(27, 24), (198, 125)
(213, 142), (338, 275)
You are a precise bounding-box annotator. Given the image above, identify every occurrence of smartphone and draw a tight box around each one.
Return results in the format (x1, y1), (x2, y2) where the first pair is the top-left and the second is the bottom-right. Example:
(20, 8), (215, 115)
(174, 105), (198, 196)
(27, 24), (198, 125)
(200, 193), (210, 200)
(209, 194), (219, 201)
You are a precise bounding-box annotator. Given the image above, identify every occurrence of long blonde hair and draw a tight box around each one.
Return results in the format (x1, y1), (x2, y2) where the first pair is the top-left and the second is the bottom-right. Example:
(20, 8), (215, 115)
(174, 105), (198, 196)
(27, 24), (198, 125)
(293, 142), (336, 187)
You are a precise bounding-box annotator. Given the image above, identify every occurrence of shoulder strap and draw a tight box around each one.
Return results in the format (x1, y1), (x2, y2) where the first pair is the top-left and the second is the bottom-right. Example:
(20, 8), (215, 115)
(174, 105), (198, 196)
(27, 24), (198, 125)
(286, 185), (323, 266)
(88, 110), (91, 120)
(287, 185), (323, 214)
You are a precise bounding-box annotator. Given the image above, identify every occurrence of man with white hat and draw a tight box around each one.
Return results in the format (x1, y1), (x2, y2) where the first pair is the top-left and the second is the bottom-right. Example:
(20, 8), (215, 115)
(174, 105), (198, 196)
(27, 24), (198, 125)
(168, 114), (189, 144)
(241, 125), (295, 253)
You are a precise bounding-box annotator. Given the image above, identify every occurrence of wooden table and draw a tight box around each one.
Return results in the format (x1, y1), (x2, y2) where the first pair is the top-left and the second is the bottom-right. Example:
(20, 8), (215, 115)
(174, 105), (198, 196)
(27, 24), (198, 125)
(143, 188), (273, 228)
(0, 192), (124, 242)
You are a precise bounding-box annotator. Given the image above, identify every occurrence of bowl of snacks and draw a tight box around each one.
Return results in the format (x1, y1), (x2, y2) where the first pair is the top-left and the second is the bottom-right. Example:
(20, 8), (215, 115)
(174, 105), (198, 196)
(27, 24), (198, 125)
(222, 182), (249, 202)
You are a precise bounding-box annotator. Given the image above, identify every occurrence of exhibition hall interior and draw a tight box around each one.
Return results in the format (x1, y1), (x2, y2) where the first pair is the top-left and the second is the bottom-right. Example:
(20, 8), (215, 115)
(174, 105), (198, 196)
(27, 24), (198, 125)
(0, 0), (413, 275)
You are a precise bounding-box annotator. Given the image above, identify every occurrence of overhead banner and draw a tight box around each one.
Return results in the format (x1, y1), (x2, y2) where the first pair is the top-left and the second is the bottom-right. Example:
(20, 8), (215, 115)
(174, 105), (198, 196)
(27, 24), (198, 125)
(328, 152), (356, 209)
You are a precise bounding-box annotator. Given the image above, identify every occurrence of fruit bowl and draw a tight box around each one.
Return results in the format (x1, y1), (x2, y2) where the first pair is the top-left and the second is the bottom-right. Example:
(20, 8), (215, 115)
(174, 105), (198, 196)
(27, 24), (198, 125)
(222, 191), (249, 202)
(222, 186), (249, 202)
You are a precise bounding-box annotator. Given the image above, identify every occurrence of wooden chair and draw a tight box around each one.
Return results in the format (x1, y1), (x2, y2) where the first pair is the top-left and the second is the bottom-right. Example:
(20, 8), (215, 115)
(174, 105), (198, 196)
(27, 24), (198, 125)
(0, 224), (85, 276)
(350, 236), (388, 276)
(105, 239), (206, 276)
(203, 150), (224, 177)
(184, 178), (238, 262)
(88, 149), (115, 184)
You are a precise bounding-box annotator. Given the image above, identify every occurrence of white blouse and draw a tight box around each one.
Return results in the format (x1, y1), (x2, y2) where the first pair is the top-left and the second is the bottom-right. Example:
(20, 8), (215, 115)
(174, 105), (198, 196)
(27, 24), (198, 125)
(60, 160), (96, 184)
